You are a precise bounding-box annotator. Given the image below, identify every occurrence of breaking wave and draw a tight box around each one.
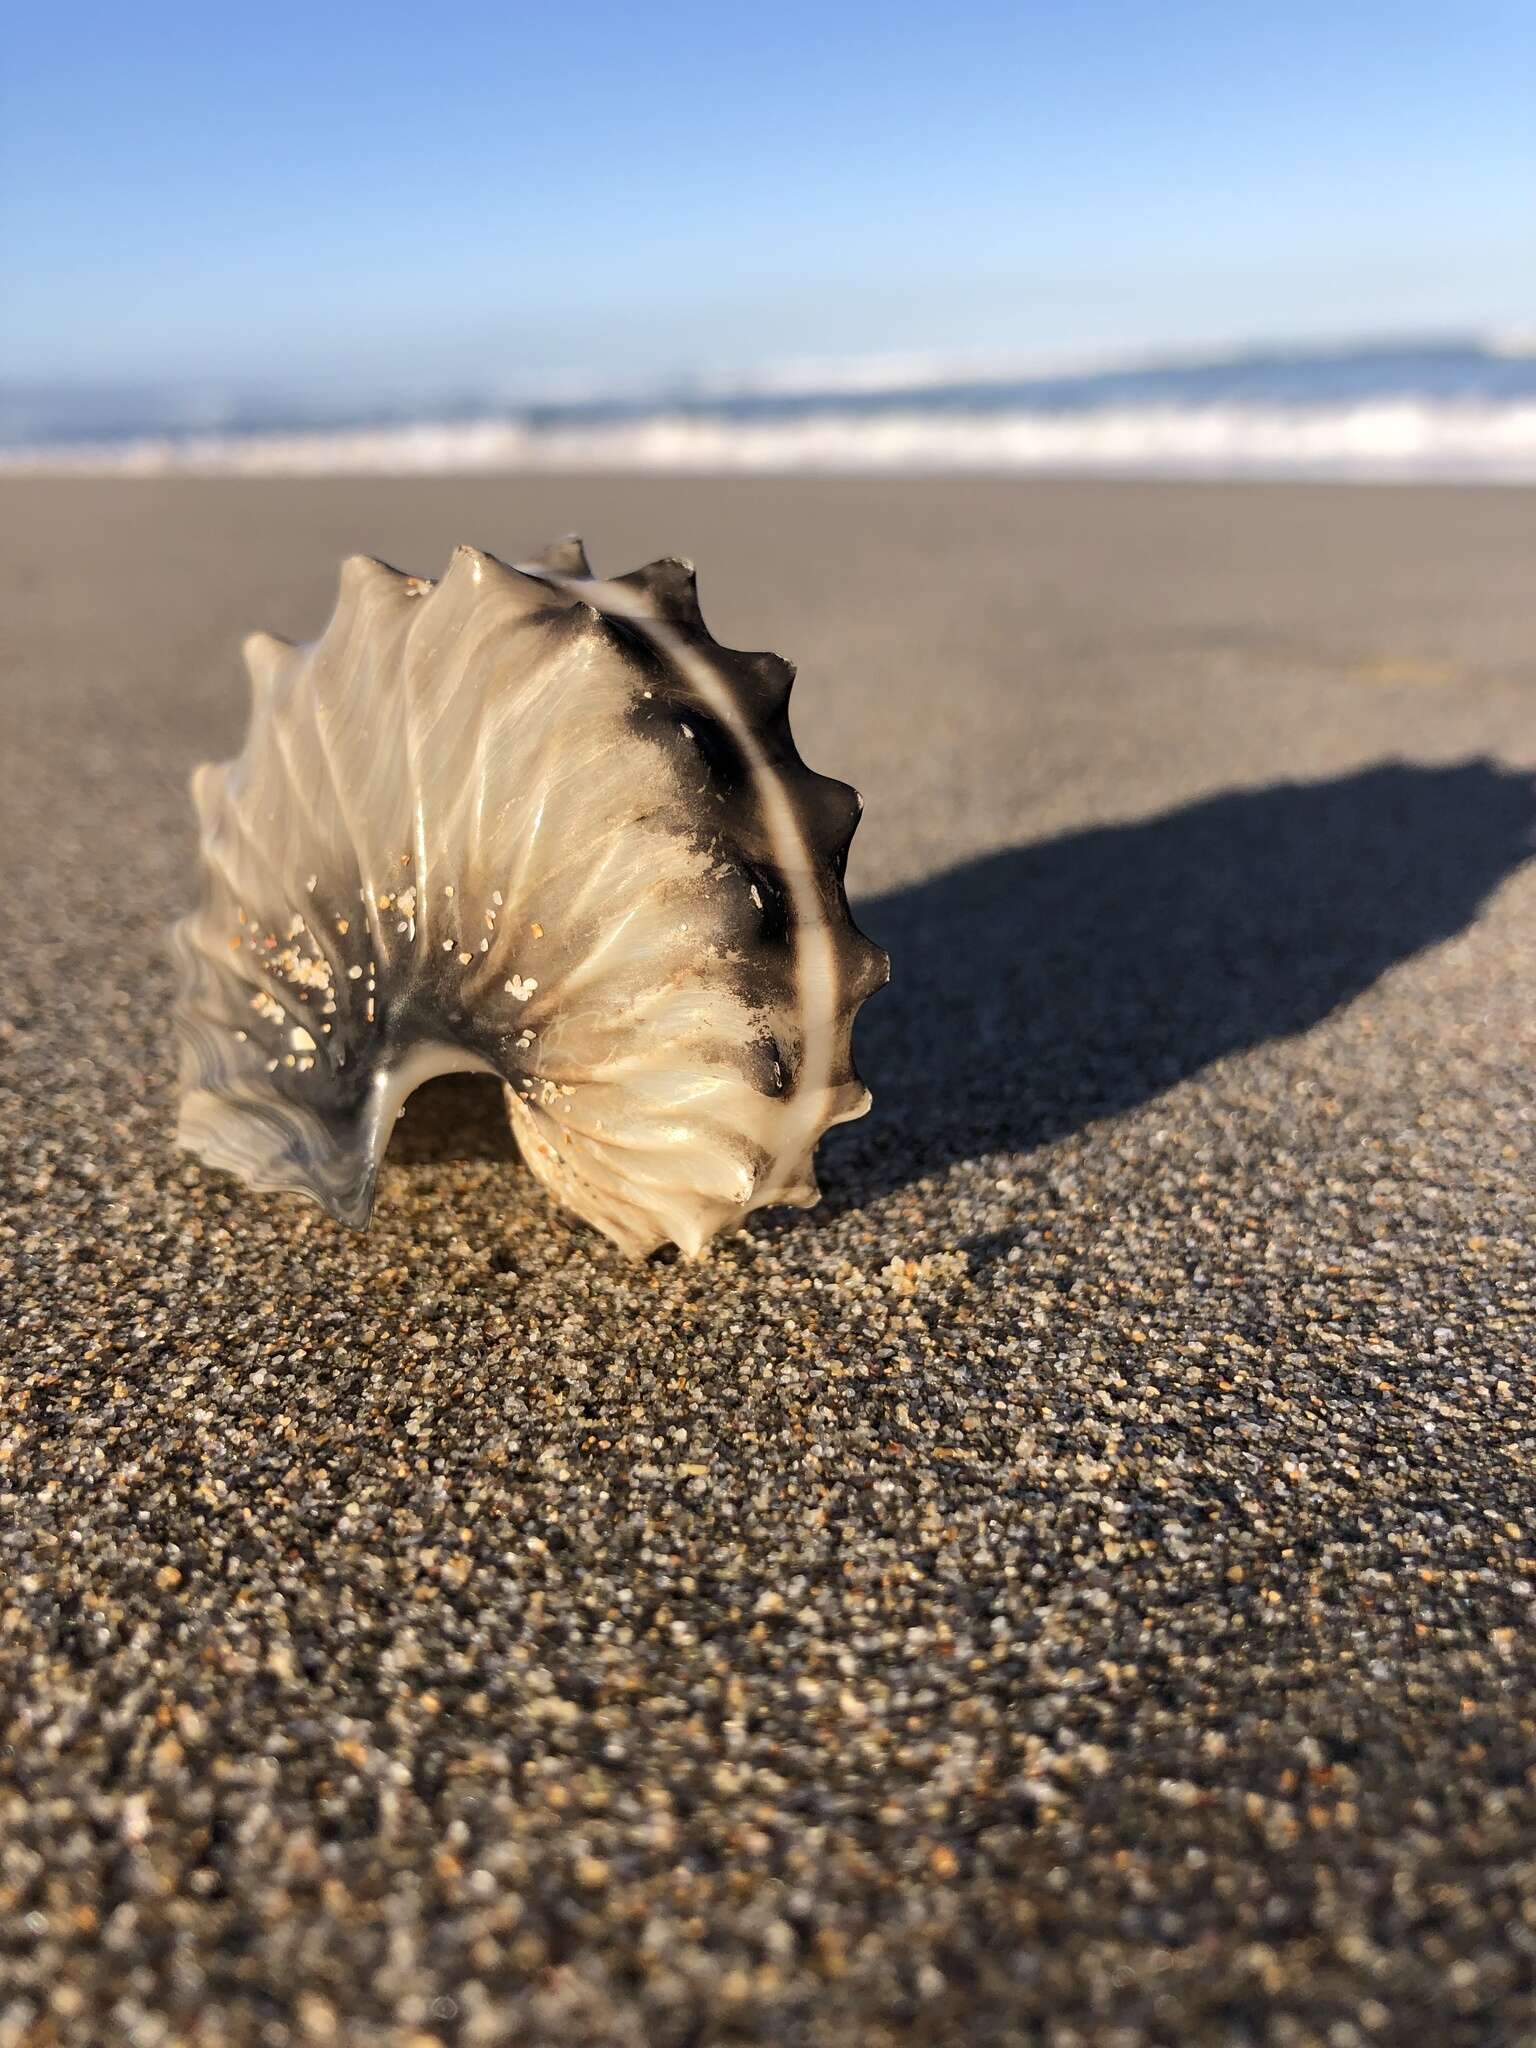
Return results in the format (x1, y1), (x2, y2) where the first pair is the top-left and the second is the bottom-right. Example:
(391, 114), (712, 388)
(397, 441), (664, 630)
(6, 400), (1535, 482)
(6, 340), (1536, 481)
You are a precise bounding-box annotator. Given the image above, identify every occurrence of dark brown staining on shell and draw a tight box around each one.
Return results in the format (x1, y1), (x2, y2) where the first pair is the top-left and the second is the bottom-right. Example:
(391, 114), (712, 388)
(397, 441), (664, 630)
(736, 650), (797, 722)
(613, 595), (886, 1052)
(627, 686), (776, 878)
(743, 1031), (795, 1098)
(800, 776), (864, 867)
(674, 705), (749, 806)
(610, 557), (702, 625)
(598, 609), (672, 681)
(695, 855), (796, 1019)
(740, 860), (792, 948)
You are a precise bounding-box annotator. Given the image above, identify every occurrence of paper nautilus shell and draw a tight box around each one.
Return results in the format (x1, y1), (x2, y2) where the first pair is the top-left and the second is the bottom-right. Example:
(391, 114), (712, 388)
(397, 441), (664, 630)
(171, 537), (887, 1257)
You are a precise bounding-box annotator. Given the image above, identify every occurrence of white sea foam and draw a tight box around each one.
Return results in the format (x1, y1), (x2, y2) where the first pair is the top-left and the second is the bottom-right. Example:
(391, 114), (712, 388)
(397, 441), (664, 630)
(6, 400), (1536, 482)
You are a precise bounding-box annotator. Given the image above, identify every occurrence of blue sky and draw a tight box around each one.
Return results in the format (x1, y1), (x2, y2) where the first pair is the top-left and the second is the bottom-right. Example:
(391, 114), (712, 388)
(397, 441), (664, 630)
(3, 0), (1532, 394)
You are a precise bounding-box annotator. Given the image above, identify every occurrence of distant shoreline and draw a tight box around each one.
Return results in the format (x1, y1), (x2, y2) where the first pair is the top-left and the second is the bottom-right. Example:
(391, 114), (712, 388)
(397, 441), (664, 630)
(5, 402), (1536, 484)
(6, 338), (1536, 483)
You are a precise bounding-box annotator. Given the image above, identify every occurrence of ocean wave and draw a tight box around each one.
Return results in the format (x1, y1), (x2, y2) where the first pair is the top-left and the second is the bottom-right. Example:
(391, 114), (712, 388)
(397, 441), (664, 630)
(5, 399), (1536, 482)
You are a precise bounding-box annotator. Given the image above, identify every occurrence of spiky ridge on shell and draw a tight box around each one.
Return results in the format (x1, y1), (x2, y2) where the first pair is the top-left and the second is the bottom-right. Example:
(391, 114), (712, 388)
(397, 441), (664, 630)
(171, 537), (886, 1256)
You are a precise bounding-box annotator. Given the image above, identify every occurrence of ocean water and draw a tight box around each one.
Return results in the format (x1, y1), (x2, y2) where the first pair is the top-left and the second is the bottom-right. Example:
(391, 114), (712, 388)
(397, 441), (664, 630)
(5, 337), (1536, 481)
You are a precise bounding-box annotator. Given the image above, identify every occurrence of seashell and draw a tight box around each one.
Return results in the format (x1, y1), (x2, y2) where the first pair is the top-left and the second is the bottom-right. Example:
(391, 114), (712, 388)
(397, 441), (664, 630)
(171, 537), (887, 1257)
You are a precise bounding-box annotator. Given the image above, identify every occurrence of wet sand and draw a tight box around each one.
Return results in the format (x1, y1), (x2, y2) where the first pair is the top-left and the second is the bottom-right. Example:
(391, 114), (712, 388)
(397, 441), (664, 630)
(3, 475), (1536, 2046)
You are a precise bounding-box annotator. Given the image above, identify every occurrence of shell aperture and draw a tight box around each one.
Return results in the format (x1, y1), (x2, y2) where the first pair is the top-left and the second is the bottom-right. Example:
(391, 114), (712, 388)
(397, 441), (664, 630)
(170, 538), (887, 1257)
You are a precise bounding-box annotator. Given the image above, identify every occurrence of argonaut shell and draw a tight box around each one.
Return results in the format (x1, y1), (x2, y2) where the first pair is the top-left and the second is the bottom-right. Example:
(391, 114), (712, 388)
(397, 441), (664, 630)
(171, 537), (887, 1257)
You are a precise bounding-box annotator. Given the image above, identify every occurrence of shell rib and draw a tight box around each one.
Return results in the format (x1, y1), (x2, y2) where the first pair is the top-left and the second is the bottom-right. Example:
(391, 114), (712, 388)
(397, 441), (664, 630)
(171, 538), (887, 1257)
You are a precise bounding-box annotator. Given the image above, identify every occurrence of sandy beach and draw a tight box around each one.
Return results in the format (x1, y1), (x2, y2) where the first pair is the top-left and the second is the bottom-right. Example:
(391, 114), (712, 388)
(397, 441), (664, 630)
(3, 473), (1536, 2045)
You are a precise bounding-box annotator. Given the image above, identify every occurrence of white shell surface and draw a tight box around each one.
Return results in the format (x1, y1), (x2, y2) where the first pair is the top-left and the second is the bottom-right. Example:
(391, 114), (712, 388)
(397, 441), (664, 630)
(172, 539), (886, 1256)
